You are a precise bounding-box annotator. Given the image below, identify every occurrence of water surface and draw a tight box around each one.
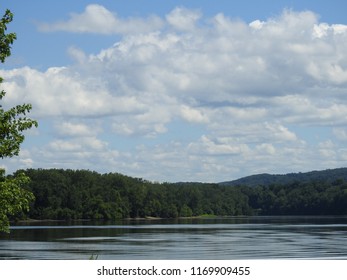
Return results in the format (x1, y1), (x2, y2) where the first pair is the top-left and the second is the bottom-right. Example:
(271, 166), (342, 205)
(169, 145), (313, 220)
(1, 216), (346, 259)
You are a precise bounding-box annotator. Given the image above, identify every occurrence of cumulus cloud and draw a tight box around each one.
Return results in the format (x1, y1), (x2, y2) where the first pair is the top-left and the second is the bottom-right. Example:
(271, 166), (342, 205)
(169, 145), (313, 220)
(188, 135), (251, 156)
(0, 66), (144, 117)
(180, 105), (209, 124)
(55, 121), (102, 138)
(265, 123), (298, 142)
(68, 46), (87, 64)
(256, 143), (276, 155)
(2, 7), (347, 181)
(166, 7), (202, 31)
(37, 4), (163, 34)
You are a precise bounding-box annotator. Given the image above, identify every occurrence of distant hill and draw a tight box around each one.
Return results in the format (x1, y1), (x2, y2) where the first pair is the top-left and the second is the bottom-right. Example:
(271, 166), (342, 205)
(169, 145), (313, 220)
(219, 167), (347, 187)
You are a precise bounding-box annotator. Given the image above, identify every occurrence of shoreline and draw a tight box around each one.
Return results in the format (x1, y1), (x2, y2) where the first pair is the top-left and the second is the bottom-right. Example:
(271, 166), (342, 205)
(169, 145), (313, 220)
(12, 214), (220, 224)
(12, 214), (342, 225)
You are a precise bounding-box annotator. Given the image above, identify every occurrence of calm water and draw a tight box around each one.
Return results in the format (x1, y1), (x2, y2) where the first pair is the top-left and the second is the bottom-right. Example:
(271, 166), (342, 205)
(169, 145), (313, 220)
(1, 216), (346, 260)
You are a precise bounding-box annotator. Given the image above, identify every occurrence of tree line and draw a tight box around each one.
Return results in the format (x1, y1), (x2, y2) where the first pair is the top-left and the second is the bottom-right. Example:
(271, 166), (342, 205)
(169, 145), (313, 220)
(8, 168), (347, 221)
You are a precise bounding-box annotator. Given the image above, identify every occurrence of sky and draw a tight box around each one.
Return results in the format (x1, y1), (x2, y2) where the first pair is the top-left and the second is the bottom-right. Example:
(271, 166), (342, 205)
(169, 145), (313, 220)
(1, 0), (347, 183)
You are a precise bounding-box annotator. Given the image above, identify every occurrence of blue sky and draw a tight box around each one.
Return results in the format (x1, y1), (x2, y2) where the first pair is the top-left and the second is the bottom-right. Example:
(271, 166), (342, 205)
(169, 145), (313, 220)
(1, 0), (347, 182)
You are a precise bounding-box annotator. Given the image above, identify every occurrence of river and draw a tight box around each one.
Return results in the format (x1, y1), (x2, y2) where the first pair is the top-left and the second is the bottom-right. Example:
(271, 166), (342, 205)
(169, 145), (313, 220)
(1, 216), (346, 259)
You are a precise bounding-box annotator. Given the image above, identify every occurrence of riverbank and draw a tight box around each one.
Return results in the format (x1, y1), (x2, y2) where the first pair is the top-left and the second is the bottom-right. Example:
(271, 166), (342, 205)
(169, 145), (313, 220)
(12, 214), (220, 225)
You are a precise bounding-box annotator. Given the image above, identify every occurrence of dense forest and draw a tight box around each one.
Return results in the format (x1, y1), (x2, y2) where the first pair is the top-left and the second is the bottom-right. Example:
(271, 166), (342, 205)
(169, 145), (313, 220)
(221, 167), (347, 187)
(8, 168), (347, 221)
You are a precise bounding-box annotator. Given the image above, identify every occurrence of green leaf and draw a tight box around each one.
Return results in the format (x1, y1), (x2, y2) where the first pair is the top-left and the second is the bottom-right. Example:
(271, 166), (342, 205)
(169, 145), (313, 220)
(0, 9), (37, 232)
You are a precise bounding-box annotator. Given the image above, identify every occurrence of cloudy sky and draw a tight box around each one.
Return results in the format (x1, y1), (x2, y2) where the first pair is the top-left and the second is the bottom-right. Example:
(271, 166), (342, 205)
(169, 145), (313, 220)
(1, 0), (347, 182)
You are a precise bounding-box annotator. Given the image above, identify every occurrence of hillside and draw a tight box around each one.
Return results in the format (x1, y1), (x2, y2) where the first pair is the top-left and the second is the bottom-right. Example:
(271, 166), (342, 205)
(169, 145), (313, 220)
(219, 167), (347, 187)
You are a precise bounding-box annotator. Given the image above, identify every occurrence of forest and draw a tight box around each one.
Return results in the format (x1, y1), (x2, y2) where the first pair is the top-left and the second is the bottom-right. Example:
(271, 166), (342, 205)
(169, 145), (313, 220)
(221, 167), (347, 187)
(7, 168), (347, 221)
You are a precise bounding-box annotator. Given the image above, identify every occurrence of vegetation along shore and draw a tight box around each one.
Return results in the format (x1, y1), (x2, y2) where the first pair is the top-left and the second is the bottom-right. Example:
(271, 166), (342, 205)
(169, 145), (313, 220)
(6, 167), (347, 223)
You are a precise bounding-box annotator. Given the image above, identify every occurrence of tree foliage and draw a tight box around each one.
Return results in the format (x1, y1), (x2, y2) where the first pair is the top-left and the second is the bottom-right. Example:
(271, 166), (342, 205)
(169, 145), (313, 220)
(221, 167), (347, 187)
(8, 168), (346, 222)
(14, 169), (252, 220)
(0, 10), (38, 159)
(0, 10), (16, 63)
(0, 9), (37, 232)
(0, 170), (34, 232)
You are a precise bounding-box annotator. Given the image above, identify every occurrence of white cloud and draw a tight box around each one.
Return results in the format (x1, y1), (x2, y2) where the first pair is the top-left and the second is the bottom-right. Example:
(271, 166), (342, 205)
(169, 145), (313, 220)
(333, 127), (347, 141)
(249, 20), (265, 30)
(55, 121), (102, 138)
(265, 123), (298, 142)
(37, 4), (163, 34)
(313, 23), (347, 38)
(0, 66), (145, 118)
(166, 7), (201, 31)
(68, 46), (87, 64)
(318, 140), (337, 158)
(48, 137), (108, 152)
(188, 135), (250, 156)
(256, 143), (276, 155)
(180, 105), (209, 124)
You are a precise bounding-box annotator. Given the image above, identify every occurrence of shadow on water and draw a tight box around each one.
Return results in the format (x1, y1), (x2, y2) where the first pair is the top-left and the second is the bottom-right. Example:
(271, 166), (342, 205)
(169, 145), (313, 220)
(1, 216), (347, 259)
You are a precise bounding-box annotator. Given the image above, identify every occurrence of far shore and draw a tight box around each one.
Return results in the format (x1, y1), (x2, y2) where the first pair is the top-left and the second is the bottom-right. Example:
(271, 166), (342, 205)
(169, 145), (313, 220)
(12, 214), (221, 224)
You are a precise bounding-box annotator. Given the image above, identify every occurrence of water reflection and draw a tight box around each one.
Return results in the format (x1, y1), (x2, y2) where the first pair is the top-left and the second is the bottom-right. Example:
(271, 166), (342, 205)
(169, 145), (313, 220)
(1, 216), (347, 259)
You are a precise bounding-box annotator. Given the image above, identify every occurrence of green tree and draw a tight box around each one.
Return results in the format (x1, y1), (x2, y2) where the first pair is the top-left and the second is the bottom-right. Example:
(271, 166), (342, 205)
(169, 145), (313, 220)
(0, 9), (37, 232)
(0, 170), (34, 232)
(179, 204), (193, 217)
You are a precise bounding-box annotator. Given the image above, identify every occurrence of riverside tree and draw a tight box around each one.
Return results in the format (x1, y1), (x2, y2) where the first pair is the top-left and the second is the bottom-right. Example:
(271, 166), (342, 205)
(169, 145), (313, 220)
(0, 9), (37, 233)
